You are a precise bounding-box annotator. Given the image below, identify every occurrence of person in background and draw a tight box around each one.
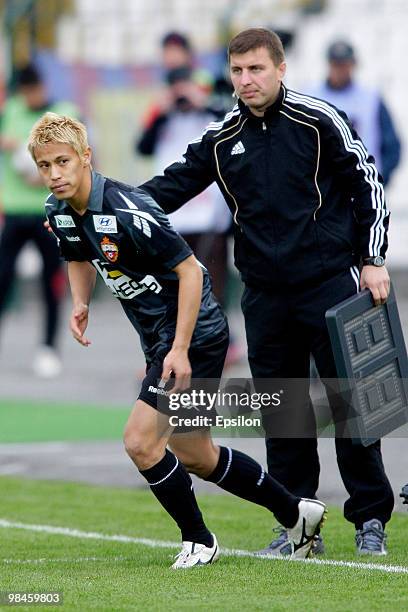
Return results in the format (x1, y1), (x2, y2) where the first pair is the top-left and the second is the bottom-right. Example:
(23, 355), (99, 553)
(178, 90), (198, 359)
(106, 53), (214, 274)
(0, 63), (79, 377)
(161, 31), (194, 72)
(137, 65), (231, 306)
(307, 40), (401, 187)
(137, 35), (243, 366)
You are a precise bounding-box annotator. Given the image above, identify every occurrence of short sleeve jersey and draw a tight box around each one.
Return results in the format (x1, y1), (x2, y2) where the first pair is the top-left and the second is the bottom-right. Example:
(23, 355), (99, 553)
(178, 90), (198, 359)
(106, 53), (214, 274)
(46, 171), (226, 361)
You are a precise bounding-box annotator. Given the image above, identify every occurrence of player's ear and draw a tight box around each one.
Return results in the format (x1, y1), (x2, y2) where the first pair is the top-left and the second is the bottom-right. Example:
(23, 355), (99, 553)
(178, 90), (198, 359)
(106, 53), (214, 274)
(83, 147), (92, 167)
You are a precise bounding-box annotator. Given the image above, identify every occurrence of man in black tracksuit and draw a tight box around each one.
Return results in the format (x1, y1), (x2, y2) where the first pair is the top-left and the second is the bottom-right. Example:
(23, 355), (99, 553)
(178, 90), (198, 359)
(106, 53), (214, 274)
(140, 28), (394, 555)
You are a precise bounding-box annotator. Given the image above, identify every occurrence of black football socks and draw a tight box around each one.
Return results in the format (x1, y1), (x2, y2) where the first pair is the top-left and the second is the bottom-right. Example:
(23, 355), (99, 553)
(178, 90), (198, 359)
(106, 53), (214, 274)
(206, 446), (300, 528)
(140, 449), (213, 546)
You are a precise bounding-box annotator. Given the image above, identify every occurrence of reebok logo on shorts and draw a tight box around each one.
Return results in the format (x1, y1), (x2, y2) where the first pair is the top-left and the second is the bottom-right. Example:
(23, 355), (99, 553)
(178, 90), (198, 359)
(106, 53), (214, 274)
(148, 385), (168, 396)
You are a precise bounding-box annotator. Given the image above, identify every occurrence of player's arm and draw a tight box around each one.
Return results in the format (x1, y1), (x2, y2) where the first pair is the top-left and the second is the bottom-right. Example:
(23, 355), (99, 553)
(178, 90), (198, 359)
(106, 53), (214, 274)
(67, 260), (97, 346)
(161, 255), (203, 392)
(321, 110), (390, 305)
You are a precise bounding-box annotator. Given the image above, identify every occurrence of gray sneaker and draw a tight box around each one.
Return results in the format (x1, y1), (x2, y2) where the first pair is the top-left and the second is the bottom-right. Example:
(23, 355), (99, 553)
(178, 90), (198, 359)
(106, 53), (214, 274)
(256, 526), (325, 557)
(400, 483), (408, 505)
(355, 519), (387, 556)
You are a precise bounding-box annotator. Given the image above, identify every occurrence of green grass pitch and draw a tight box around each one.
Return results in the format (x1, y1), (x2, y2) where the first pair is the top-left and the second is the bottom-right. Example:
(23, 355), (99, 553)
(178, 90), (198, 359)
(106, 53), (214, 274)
(1, 477), (408, 611)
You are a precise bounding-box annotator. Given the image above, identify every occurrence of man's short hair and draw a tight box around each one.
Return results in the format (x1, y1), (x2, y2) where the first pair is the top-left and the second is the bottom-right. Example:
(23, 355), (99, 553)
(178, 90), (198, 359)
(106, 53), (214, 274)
(161, 31), (191, 51)
(228, 28), (285, 66)
(28, 112), (88, 160)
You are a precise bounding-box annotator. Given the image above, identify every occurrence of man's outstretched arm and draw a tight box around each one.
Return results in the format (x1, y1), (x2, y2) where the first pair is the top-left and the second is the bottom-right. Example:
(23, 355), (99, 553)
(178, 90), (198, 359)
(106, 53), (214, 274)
(140, 132), (215, 214)
(67, 261), (97, 346)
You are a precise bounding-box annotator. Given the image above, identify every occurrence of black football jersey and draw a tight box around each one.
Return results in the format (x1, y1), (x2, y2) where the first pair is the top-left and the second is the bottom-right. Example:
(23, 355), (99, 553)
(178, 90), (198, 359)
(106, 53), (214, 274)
(46, 171), (226, 361)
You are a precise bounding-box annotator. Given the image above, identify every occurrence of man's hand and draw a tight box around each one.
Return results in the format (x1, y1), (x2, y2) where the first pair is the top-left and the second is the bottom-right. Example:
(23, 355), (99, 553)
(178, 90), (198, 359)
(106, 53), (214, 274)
(70, 303), (91, 346)
(161, 346), (192, 394)
(360, 265), (390, 306)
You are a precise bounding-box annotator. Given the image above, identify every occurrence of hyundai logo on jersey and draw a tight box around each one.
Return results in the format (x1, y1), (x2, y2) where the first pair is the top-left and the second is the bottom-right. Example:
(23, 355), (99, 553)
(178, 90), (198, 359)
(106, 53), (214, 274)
(93, 215), (117, 233)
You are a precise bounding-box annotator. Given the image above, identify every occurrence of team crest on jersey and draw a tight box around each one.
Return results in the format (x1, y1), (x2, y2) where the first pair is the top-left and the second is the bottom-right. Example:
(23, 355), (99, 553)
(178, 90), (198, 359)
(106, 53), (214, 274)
(100, 236), (119, 262)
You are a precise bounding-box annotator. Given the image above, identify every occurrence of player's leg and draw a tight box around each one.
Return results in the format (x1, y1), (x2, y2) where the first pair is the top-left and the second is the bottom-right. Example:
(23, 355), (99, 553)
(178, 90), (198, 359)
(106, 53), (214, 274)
(170, 431), (326, 558)
(124, 353), (220, 570)
(124, 399), (214, 547)
(170, 432), (299, 525)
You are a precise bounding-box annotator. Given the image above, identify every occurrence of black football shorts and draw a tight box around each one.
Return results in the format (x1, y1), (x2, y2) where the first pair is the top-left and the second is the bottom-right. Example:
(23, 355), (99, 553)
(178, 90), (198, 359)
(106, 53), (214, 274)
(138, 330), (229, 428)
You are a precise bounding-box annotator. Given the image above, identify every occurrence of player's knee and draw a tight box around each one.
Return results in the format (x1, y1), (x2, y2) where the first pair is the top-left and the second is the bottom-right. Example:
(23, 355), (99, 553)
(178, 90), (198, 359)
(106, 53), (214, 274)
(123, 430), (161, 469)
(175, 451), (214, 478)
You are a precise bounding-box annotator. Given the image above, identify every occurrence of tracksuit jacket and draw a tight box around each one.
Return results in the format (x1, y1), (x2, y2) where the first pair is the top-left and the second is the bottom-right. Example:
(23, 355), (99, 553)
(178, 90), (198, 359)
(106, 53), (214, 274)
(141, 84), (389, 288)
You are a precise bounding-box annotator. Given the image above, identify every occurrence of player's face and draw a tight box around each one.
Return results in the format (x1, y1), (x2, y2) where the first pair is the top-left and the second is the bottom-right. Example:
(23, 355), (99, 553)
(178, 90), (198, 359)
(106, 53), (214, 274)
(34, 143), (91, 202)
(229, 47), (286, 116)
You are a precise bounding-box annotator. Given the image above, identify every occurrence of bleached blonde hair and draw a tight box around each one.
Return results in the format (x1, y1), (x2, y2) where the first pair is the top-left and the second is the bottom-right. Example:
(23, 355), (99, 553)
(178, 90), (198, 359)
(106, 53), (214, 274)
(28, 112), (88, 160)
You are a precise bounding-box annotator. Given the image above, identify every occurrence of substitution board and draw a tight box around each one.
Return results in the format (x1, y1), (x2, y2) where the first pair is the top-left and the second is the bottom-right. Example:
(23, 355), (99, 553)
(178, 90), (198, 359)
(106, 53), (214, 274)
(326, 284), (408, 445)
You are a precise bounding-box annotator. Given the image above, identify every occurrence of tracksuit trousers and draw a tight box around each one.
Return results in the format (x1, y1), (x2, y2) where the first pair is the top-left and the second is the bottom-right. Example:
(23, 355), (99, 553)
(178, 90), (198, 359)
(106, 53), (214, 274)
(241, 268), (394, 528)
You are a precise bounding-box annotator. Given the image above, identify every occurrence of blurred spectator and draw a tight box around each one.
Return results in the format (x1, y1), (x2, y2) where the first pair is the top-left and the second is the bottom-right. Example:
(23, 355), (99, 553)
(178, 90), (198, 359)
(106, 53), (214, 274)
(307, 40), (401, 186)
(0, 62), (79, 377)
(161, 31), (194, 72)
(161, 31), (213, 93)
(137, 46), (243, 365)
(137, 64), (231, 305)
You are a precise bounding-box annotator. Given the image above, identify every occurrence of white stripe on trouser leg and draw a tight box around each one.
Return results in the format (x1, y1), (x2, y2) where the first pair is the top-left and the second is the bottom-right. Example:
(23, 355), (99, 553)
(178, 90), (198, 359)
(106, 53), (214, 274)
(350, 266), (360, 293)
(257, 468), (265, 486)
(149, 457), (179, 486)
(216, 447), (232, 484)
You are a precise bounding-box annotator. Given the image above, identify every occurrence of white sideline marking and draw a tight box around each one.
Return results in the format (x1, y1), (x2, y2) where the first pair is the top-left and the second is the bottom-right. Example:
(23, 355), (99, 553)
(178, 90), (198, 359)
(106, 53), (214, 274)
(1, 519), (408, 575)
(2, 556), (133, 565)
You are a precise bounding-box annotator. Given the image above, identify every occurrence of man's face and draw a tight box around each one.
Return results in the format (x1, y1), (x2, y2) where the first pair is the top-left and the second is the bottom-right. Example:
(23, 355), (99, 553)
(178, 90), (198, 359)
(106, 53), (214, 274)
(33, 142), (91, 201)
(20, 83), (47, 110)
(328, 60), (354, 88)
(162, 44), (192, 70)
(229, 47), (286, 116)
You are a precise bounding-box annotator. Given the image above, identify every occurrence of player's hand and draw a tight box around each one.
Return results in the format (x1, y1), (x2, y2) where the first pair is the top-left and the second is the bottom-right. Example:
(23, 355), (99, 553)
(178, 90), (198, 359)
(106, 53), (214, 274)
(70, 303), (91, 346)
(43, 220), (54, 234)
(360, 265), (390, 306)
(161, 347), (192, 393)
